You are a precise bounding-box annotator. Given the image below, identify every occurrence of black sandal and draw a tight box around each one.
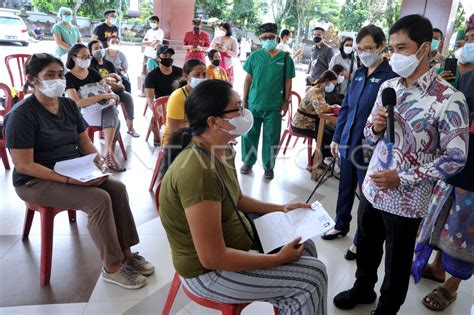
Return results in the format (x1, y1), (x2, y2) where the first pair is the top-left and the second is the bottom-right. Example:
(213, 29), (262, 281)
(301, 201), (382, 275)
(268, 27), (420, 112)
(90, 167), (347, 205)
(422, 286), (457, 311)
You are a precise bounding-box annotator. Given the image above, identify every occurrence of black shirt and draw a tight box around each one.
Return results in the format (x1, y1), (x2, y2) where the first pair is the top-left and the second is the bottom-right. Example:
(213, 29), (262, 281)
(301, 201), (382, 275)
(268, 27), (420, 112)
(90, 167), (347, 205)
(92, 22), (118, 48)
(145, 66), (183, 99)
(446, 70), (474, 191)
(65, 69), (103, 91)
(90, 58), (117, 78)
(5, 95), (86, 186)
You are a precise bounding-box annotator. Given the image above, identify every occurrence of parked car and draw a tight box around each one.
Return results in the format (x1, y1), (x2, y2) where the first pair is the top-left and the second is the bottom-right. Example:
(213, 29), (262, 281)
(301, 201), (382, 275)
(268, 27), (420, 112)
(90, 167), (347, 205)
(0, 14), (29, 46)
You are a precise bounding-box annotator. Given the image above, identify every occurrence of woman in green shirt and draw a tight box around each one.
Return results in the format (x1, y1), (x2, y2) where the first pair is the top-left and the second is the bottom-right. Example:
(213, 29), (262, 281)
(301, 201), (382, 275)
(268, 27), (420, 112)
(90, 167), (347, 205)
(52, 7), (82, 58)
(159, 79), (328, 315)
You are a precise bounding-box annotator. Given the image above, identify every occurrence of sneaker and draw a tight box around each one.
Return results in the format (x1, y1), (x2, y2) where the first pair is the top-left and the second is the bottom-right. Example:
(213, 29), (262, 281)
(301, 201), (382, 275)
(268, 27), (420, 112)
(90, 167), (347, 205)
(334, 288), (377, 310)
(240, 165), (252, 174)
(125, 252), (155, 276)
(264, 169), (274, 180)
(102, 264), (147, 289)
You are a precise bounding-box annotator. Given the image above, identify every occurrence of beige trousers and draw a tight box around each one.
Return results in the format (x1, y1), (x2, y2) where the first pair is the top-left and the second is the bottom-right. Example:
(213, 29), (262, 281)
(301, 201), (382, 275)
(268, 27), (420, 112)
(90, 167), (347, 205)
(15, 177), (139, 266)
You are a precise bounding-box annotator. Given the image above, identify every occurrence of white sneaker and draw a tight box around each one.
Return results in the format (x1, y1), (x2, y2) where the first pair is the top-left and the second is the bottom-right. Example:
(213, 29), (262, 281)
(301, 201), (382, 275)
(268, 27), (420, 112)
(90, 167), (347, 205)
(102, 264), (147, 289)
(125, 252), (155, 276)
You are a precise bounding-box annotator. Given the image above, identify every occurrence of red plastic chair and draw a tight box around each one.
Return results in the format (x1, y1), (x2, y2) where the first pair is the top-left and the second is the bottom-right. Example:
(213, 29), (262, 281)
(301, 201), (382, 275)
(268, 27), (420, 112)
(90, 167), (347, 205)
(0, 82), (13, 169)
(276, 91), (313, 170)
(5, 54), (31, 99)
(145, 96), (169, 143)
(149, 148), (165, 192)
(22, 204), (77, 285)
(163, 272), (279, 315)
(87, 127), (128, 160)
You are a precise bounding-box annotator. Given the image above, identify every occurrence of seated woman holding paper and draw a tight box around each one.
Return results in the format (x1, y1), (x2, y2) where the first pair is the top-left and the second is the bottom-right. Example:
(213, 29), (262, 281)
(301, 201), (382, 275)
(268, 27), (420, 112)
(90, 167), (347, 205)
(88, 40), (139, 138)
(159, 79), (328, 315)
(4, 53), (154, 290)
(65, 43), (125, 172)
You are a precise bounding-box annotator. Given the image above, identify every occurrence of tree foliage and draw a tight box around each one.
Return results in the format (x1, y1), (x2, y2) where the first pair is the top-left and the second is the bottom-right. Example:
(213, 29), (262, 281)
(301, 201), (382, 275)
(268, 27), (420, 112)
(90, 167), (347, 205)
(31, 0), (128, 19)
(337, 0), (401, 32)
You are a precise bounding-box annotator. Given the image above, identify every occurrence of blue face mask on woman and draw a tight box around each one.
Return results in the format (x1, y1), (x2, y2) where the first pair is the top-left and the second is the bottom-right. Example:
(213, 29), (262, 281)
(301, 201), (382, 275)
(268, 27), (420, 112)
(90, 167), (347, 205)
(262, 39), (277, 50)
(324, 83), (335, 93)
(461, 43), (474, 64)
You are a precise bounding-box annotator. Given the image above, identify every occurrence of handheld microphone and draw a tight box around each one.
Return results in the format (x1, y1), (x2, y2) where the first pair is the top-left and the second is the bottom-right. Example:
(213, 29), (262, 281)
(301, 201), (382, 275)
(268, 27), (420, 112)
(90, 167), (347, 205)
(381, 87), (396, 145)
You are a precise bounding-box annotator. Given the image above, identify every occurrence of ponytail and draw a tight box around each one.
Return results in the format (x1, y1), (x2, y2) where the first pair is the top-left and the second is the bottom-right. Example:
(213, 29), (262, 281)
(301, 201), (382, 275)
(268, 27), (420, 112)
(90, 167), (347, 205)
(159, 127), (194, 180)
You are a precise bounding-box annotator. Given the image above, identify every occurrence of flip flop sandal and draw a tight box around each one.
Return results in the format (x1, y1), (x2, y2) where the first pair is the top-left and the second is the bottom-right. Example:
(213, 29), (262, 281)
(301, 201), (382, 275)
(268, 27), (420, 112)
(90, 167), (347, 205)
(422, 265), (446, 283)
(422, 286), (457, 311)
(127, 130), (140, 138)
(105, 154), (126, 172)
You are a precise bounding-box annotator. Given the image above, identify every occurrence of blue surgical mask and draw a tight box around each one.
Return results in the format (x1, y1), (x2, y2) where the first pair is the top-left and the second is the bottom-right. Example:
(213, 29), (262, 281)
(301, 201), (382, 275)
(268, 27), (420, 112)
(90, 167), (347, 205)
(62, 15), (73, 23)
(461, 43), (474, 64)
(190, 77), (206, 89)
(431, 39), (440, 52)
(262, 38), (277, 50)
(324, 83), (335, 93)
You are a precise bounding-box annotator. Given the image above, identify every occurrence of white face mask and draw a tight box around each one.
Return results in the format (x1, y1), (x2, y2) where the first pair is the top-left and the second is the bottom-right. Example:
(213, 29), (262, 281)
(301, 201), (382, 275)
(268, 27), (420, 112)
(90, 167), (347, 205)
(390, 44), (425, 78)
(343, 46), (353, 54)
(359, 50), (380, 67)
(337, 75), (345, 84)
(75, 57), (91, 69)
(149, 22), (158, 29)
(460, 43), (474, 64)
(222, 108), (254, 136)
(287, 37), (293, 44)
(37, 79), (66, 98)
(216, 30), (226, 37)
(109, 17), (117, 25)
(108, 44), (119, 51)
(190, 77), (206, 89)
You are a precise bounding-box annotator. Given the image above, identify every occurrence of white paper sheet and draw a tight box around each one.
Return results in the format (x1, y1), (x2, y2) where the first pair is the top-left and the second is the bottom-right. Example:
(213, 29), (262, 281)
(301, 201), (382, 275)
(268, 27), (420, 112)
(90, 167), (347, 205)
(253, 201), (335, 253)
(53, 153), (108, 182)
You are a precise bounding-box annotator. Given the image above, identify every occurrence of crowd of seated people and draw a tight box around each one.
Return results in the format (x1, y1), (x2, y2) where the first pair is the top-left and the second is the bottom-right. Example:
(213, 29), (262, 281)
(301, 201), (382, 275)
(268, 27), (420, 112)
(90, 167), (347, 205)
(2, 9), (473, 315)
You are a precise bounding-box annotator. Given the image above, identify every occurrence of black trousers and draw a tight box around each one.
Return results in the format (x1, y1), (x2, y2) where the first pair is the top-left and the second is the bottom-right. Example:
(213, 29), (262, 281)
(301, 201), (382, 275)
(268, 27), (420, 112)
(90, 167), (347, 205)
(354, 194), (422, 314)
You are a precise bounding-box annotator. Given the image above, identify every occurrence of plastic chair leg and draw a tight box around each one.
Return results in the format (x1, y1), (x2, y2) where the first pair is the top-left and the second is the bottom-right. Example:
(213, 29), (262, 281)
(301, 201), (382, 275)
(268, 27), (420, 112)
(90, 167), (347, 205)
(307, 138), (313, 170)
(283, 134), (292, 155)
(0, 147), (10, 169)
(22, 208), (35, 240)
(118, 134), (128, 160)
(145, 127), (152, 142)
(163, 272), (182, 315)
(292, 137), (299, 148)
(149, 151), (164, 192)
(68, 210), (76, 222)
(40, 209), (55, 286)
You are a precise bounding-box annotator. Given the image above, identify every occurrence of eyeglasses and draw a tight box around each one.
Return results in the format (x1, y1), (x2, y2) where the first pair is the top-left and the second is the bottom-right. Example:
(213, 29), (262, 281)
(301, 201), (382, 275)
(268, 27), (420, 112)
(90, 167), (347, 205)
(74, 55), (92, 61)
(356, 45), (378, 54)
(222, 102), (243, 115)
(260, 35), (276, 41)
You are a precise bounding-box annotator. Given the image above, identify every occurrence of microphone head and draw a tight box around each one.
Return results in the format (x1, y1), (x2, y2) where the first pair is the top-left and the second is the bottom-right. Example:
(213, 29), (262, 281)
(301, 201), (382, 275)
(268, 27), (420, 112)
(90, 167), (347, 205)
(382, 87), (396, 107)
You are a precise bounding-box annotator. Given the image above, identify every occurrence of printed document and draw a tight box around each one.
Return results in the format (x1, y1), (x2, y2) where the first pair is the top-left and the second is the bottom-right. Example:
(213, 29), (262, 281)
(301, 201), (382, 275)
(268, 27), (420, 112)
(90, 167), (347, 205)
(54, 154), (108, 182)
(253, 201), (335, 253)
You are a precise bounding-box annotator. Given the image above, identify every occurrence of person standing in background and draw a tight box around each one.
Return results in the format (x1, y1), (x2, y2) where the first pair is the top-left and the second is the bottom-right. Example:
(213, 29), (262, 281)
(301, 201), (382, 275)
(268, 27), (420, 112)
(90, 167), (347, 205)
(277, 29), (303, 59)
(306, 27), (334, 86)
(91, 9), (118, 48)
(142, 16), (164, 62)
(240, 23), (295, 180)
(210, 22), (238, 84)
(183, 18), (210, 63)
(429, 28), (445, 69)
(52, 7), (82, 59)
(329, 37), (357, 96)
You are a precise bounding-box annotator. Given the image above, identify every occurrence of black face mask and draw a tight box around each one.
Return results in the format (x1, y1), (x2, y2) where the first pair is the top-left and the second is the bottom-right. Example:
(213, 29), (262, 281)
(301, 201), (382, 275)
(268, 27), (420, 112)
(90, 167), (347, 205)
(193, 26), (200, 34)
(211, 59), (220, 67)
(160, 58), (173, 67)
(314, 36), (322, 44)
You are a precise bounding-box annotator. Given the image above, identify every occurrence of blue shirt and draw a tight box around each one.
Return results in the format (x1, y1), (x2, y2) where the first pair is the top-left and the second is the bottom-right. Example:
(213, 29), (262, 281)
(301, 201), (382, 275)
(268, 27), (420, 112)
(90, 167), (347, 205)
(333, 59), (397, 160)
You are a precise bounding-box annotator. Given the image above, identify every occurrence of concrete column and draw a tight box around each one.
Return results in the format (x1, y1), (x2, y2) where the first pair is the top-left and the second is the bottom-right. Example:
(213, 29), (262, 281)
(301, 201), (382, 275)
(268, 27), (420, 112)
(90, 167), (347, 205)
(400, 0), (459, 55)
(153, 0), (195, 42)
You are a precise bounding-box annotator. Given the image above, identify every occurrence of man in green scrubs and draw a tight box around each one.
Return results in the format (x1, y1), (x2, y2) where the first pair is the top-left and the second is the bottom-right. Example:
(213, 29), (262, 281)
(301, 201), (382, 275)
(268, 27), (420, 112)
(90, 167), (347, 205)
(241, 23), (295, 180)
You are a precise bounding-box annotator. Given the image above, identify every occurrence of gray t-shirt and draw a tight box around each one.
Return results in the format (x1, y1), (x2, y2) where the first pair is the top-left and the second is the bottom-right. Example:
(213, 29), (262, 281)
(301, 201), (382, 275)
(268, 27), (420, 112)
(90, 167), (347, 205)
(5, 95), (86, 186)
(105, 50), (129, 72)
(308, 43), (334, 82)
